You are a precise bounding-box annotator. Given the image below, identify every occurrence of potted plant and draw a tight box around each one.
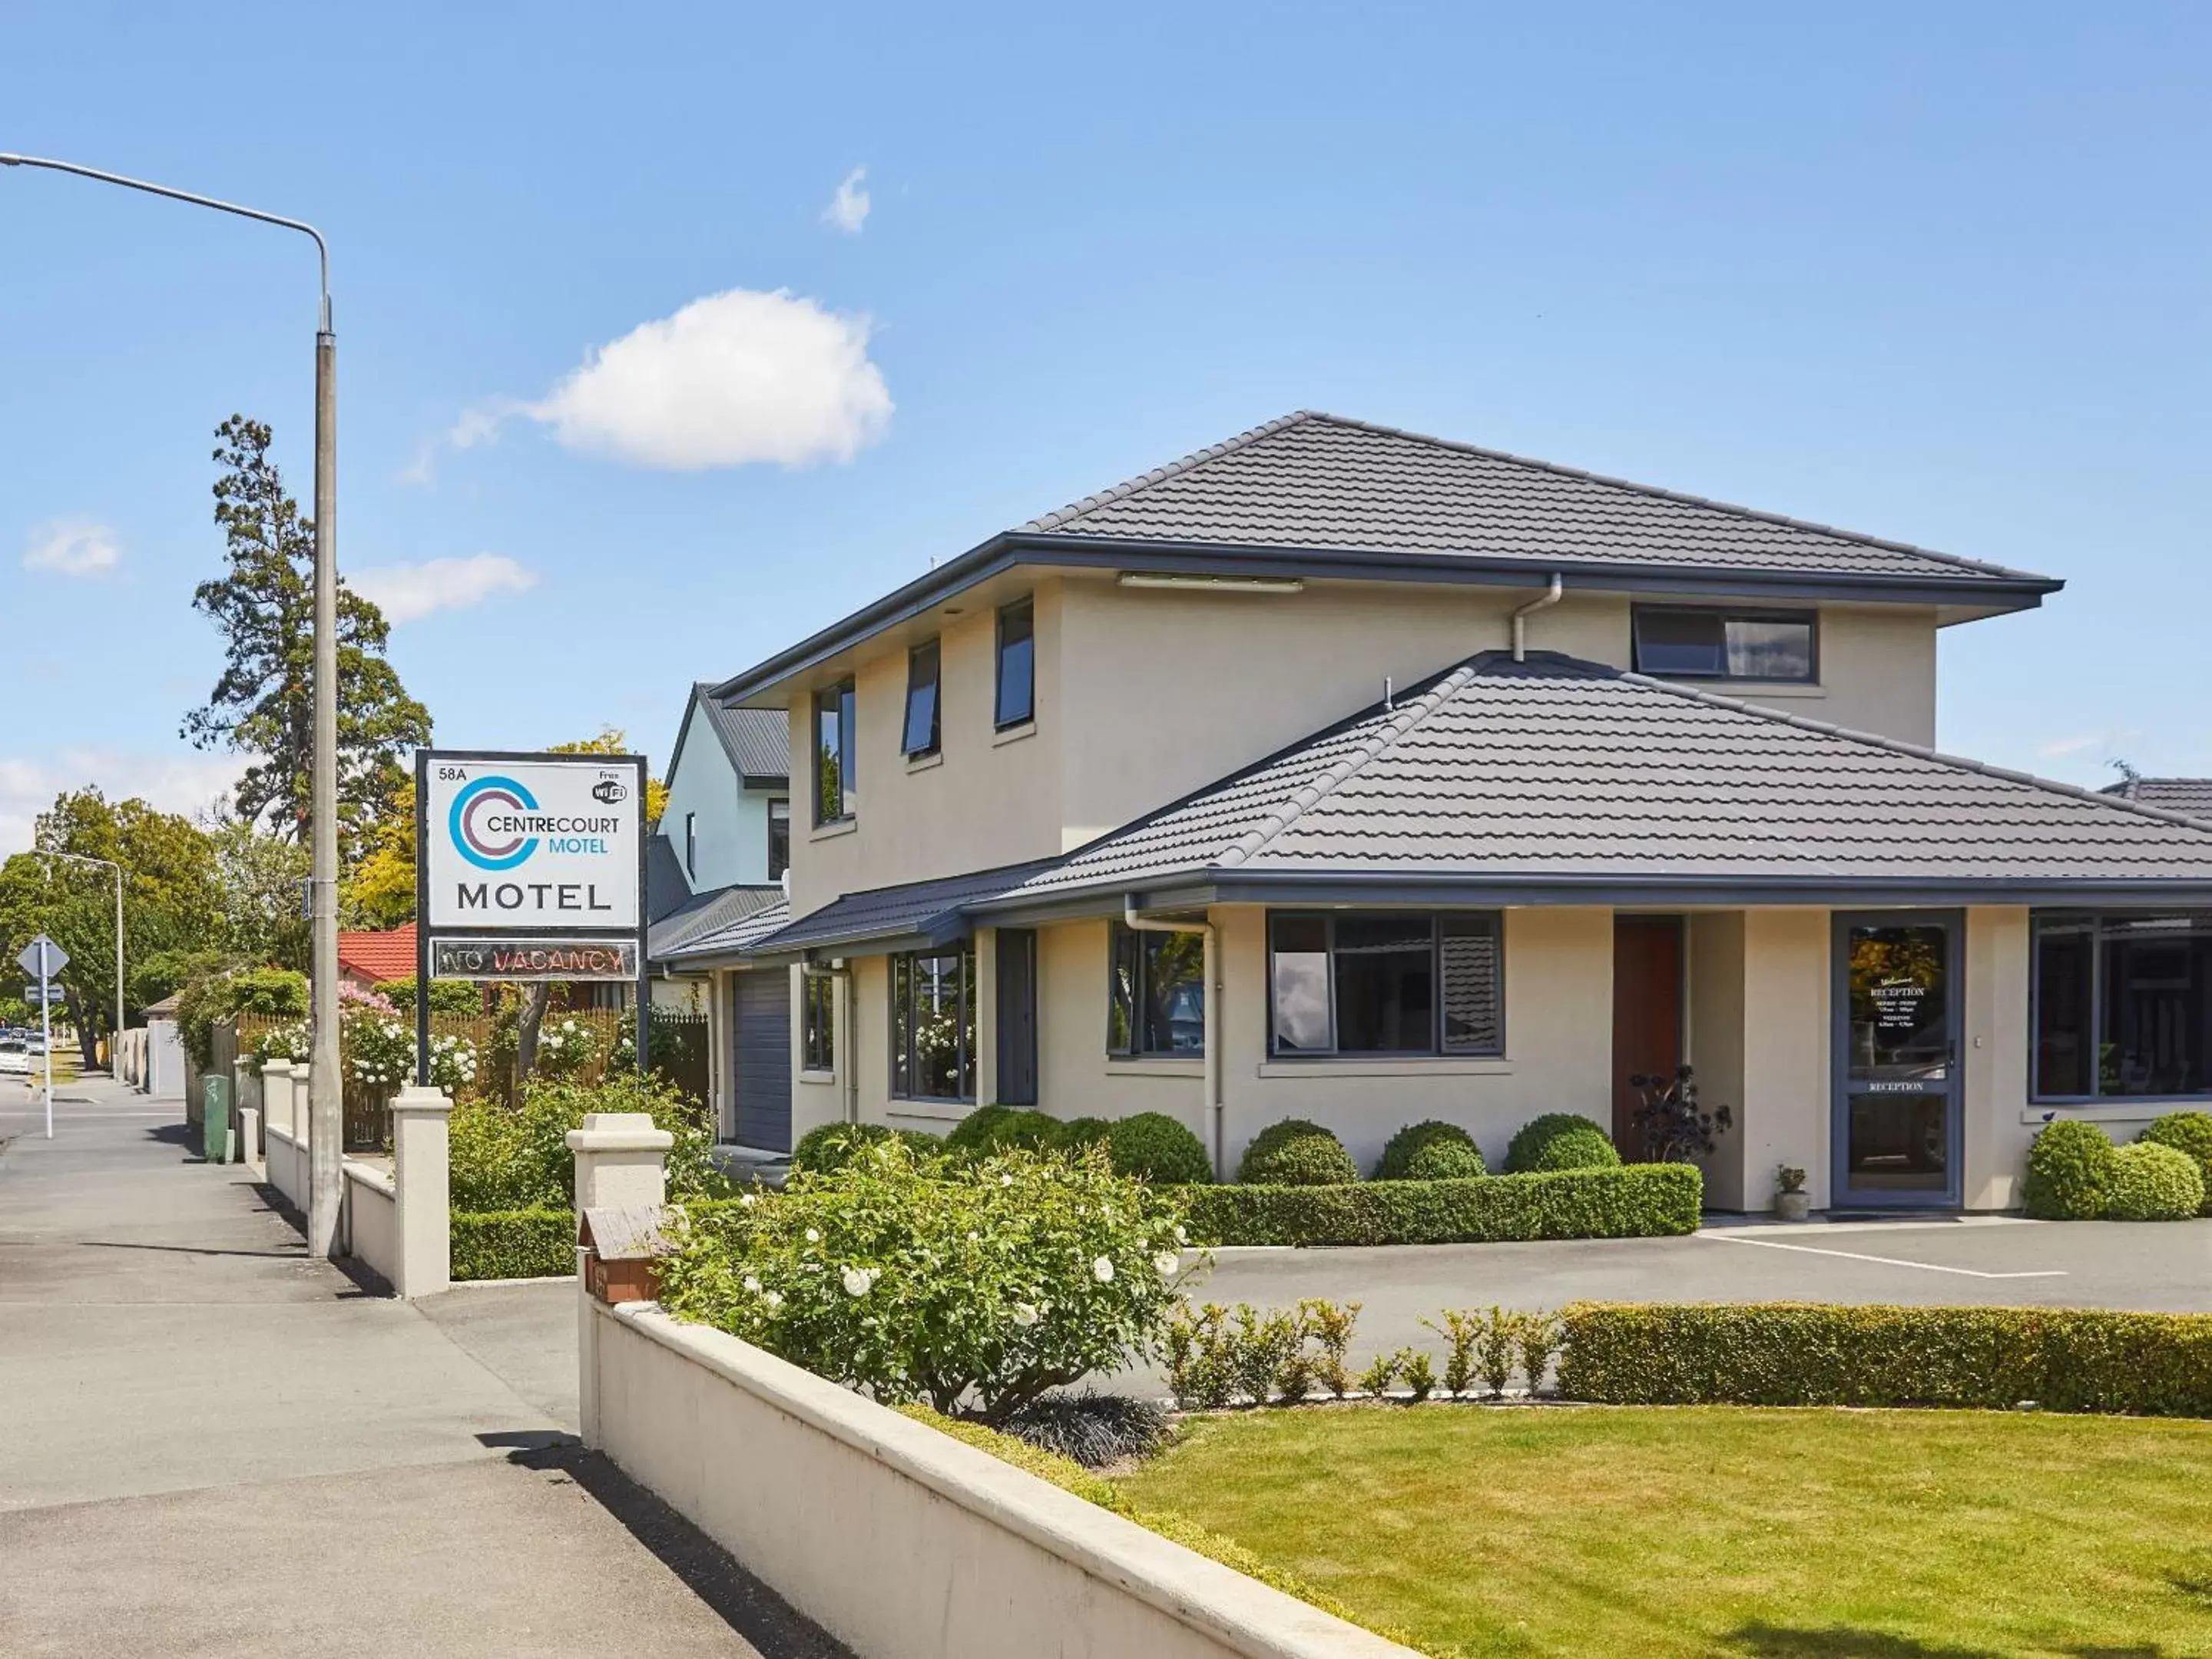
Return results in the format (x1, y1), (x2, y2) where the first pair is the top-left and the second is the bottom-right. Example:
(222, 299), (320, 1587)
(1774, 1164), (1811, 1223)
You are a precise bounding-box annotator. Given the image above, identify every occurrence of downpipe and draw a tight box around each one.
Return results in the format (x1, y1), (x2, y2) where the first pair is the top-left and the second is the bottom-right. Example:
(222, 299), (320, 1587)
(1511, 571), (1565, 661)
(1123, 898), (1224, 1181)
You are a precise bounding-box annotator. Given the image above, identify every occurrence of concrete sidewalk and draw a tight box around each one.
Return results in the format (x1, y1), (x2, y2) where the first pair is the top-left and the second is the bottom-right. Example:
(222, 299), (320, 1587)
(0, 1077), (845, 1658)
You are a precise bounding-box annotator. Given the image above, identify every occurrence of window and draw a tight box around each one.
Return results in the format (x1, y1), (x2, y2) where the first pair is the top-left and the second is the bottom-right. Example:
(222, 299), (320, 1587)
(802, 972), (836, 1073)
(1632, 606), (1816, 682)
(813, 679), (856, 824)
(902, 638), (942, 757)
(2034, 912), (2212, 1099)
(995, 598), (1035, 728)
(1267, 912), (1502, 1057)
(892, 944), (976, 1101)
(683, 812), (697, 879)
(767, 800), (790, 881)
(1106, 924), (1206, 1056)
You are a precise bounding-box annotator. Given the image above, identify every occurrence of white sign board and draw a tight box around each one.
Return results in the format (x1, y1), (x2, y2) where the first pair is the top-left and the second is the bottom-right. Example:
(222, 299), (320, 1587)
(420, 754), (644, 932)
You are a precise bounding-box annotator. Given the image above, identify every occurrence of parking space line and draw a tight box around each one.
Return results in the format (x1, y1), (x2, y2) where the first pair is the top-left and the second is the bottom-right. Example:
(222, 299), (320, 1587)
(1700, 1233), (2067, 1280)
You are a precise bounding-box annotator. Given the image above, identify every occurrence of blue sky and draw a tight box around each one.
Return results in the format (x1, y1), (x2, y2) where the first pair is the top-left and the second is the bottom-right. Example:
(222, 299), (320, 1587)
(2, 2), (2206, 848)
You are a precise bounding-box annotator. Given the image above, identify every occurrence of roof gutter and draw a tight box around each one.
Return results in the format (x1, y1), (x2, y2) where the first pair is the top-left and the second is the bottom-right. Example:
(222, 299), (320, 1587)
(1124, 898), (1224, 1181)
(1511, 572), (1564, 661)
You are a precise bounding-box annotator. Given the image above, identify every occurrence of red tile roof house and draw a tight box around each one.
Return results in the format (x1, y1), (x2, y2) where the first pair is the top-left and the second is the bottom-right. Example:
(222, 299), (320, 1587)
(658, 411), (2212, 1215)
(336, 922), (416, 993)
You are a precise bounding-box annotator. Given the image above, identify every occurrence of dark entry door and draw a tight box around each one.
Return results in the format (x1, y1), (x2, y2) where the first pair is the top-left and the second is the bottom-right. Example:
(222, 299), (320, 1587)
(995, 929), (1038, 1106)
(1833, 912), (1962, 1208)
(733, 969), (793, 1152)
(1612, 916), (1684, 1155)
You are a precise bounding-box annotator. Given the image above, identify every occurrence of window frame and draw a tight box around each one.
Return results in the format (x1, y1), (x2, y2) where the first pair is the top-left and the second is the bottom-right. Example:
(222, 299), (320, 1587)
(2031, 910), (2212, 1104)
(800, 972), (836, 1075)
(813, 679), (856, 826)
(683, 811), (697, 879)
(995, 598), (1035, 730)
(902, 637), (942, 758)
(766, 799), (790, 881)
(1265, 909), (1505, 1060)
(1105, 922), (1207, 1058)
(1630, 604), (1819, 684)
(889, 942), (978, 1103)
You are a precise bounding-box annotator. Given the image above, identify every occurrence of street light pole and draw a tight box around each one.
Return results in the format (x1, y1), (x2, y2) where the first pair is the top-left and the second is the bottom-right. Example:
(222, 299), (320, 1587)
(1, 153), (344, 1257)
(37, 851), (124, 1065)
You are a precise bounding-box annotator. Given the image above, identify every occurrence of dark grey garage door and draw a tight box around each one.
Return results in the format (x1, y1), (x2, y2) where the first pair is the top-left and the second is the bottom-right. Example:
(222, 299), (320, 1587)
(733, 970), (792, 1152)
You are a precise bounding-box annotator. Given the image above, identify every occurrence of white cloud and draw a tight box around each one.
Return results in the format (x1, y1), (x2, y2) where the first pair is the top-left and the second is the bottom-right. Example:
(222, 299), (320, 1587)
(822, 167), (871, 234)
(349, 553), (537, 623)
(0, 751), (247, 858)
(414, 287), (892, 476)
(2036, 727), (2141, 762)
(23, 519), (121, 577)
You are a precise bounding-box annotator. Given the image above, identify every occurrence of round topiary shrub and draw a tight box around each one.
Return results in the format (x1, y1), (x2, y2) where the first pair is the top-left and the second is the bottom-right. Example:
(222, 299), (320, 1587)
(1103, 1112), (1212, 1184)
(1237, 1119), (1359, 1186)
(1374, 1120), (1486, 1181)
(2138, 1111), (2212, 1216)
(1053, 1116), (1114, 1155)
(945, 1104), (1017, 1155)
(946, 1104), (1058, 1157)
(2105, 1141), (2205, 1221)
(2022, 1118), (2119, 1220)
(790, 1122), (942, 1175)
(1504, 1113), (1621, 1174)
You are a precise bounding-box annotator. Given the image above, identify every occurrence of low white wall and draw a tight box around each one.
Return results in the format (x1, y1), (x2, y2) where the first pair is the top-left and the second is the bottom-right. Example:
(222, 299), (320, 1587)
(591, 1303), (1416, 1659)
(343, 1161), (399, 1287)
(266, 1124), (310, 1212)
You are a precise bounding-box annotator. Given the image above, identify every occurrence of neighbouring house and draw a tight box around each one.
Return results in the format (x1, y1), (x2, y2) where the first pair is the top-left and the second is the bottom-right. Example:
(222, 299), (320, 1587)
(671, 410), (2212, 1213)
(2101, 777), (2212, 821)
(645, 686), (790, 1104)
(337, 922), (417, 992)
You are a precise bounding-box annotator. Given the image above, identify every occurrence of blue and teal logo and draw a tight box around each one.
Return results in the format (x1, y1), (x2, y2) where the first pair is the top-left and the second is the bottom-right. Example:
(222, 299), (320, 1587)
(450, 775), (541, 871)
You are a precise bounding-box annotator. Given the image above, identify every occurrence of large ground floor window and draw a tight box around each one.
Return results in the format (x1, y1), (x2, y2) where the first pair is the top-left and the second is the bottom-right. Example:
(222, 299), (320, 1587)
(1108, 922), (1206, 1056)
(892, 945), (976, 1101)
(1268, 911), (1502, 1057)
(2034, 912), (2212, 1100)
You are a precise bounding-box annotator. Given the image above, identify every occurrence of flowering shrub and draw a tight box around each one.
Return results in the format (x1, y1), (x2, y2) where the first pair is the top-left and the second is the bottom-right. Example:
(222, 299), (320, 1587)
(427, 1032), (482, 1096)
(345, 1013), (413, 1091)
(532, 1016), (597, 1078)
(448, 1069), (717, 1212)
(250, 1021), (312, 1068)
(658, 1138), (1200, 1422)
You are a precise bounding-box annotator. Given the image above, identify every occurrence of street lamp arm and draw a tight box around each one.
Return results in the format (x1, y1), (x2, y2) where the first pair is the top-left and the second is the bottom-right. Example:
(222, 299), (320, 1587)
(0, 153), (330, 328)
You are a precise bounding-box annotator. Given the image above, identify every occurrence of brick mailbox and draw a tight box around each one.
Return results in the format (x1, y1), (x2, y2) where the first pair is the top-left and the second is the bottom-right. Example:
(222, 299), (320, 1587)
(578, 1205), (674, 1305)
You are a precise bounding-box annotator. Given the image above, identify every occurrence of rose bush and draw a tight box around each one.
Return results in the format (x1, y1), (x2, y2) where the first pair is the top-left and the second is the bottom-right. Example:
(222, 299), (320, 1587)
(345, 1012), (413, 1092)
(659, 1138), (1201, 1422)
(532, 1016), (597, 1078)
(448, 1069), (717, 1211)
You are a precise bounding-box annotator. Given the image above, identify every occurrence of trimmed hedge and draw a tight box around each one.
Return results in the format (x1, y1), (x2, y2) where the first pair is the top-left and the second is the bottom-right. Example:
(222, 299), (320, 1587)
(2108, 1141), (2204, 1221)
(2023, 1118), (2118, 1219)
(1556, 1300), (2212, 1418)
(1374, 1120), (1486, 1182)
(790, 1121), (942, 1175)
(1237, 1119), (1359, 1187)
(1504, 1112), (1621, 1174)
(945, 1104), (1060, 1156)
(1180, 1162), (1701, 1247)
(452, 1206), (575, 1281)
(2139, 1111), (2212, 1216)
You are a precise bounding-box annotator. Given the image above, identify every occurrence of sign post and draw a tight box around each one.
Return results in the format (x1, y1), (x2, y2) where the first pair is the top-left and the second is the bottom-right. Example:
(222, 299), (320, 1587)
(414, 750), (649, 1088)
(18, 935), (68, 1139)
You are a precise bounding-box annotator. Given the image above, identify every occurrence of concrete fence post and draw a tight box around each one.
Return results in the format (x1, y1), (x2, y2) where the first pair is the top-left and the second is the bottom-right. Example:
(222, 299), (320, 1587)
(391, 1084), (453, 1298)
(567, 1111), (673, 1449)
(263, 1061), (293, 1138)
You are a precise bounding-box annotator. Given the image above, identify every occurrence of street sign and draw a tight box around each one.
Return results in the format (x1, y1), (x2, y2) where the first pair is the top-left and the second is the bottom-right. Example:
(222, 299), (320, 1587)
(22, 982), (59, 1004)
(17, 935), (68, 979)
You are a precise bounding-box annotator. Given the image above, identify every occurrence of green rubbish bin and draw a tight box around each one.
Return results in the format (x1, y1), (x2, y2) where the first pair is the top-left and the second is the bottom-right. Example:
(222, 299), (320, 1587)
(202, 1075), (231, 1164)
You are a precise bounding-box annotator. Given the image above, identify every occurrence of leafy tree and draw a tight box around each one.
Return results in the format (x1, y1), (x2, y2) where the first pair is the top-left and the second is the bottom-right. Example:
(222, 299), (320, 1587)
(0, 788), (224, 1061)
(551, 727), (668, 824)
(181, 415), (432, 857)
(204, 813), (312, 972)
(343, 779), (418, 929)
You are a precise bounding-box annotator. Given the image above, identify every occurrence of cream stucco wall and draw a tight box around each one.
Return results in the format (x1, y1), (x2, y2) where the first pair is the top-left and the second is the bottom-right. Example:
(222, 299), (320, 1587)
(1687, 911), (1749, 1207)
(1687, 908), (1831, 1212)
(1682, 604), (1938, 748)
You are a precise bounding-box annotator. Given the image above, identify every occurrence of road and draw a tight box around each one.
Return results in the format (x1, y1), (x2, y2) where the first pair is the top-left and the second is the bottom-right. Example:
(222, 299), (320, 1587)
(0, 1075), (846, 1659)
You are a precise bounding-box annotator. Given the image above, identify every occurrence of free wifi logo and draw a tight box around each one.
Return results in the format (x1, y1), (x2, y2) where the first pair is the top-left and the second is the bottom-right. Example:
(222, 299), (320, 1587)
(450, 776), (541, 872)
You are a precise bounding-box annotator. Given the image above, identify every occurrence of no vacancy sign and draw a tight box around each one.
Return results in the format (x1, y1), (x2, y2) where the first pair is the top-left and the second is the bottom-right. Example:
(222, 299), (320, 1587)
(419, 752), (645, 934)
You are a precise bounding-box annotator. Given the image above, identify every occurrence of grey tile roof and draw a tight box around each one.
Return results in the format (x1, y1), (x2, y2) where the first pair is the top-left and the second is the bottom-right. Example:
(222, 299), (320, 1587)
(1023, 412), (2048, 588)
(688, 686), (788, 783)
(744, 860), (1059, 957)
(998, 653), (2212, 896)
(648, 885), (789, 962)
(644, 833), (692, 922)
(2101, 778), (2212, 822)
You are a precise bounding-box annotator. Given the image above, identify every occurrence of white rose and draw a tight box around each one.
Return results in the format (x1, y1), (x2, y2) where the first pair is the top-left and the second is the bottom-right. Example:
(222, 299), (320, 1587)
(1092, 1256), (1115, 1283)
(805, 1227), (821, 1243)
(1000, 1174), (1014, 1187)
(739, 1193), (757, 1208)
(1012, 1303), (1040, 1328)
(842, 1267), (873, 1297)
(762, 1290), (783, 1310)
(743, 1275), (761, 1293)
(1154, 1252), (1181, 1278)
(1174, 1225), (1187, 1245)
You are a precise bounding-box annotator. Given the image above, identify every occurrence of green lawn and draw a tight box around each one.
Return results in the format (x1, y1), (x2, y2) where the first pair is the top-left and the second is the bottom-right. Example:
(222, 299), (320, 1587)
(1110, 1404), (2212, 1658)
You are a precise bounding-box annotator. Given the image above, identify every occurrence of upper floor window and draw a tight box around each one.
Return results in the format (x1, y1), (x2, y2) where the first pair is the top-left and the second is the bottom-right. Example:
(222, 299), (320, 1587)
(1268, 911), (1502, 1058)
(903, 639), (942, 757)
(995, 598), (1035, 728)
(683, 811), (697, 879)
(813, 679), (856, 825)
(891, 944), (976, 1101)
(1107, 922), (1206, 1057)
(801, 971), (836, 1073)
(1633, 606), (1816, 683)
(767, 799), (790, 880)
(2034, 912), (2212, 1100)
